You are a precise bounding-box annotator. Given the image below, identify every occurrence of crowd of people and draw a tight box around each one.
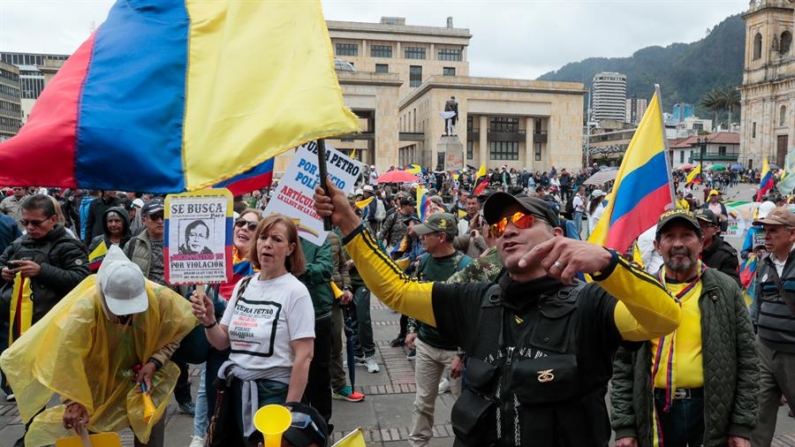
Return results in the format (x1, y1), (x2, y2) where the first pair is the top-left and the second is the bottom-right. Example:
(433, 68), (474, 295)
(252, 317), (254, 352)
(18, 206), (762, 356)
(0, 158), (793, 447)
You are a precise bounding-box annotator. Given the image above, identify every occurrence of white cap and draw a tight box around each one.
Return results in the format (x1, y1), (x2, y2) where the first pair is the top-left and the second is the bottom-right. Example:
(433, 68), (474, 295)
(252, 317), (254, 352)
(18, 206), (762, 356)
(355, 188), (363, 195)
(758, 201), (777, 220)
(132, 198), (144, 208)
(98, 246), (148, 315)
(363, 185), (374, 192)
(591, 189), (606, 199)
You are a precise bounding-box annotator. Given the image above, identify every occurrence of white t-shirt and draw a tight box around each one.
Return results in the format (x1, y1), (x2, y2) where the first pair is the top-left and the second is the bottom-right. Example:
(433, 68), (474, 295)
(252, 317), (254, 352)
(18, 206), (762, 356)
(572, 195), (584, 213)
(221, 273), (315, 375)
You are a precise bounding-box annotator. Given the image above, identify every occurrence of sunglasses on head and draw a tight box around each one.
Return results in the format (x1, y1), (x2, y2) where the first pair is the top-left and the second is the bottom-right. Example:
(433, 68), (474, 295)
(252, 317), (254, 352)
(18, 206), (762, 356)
(19, 218), (49, 227)
(290, 411), (326, 444)
(489, 212), (536, 238)
(235, 219), (258, 231)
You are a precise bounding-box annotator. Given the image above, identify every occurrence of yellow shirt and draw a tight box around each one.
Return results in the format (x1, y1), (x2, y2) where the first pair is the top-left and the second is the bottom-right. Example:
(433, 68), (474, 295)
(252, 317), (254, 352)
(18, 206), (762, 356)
(651, 280), (704, 389)
(675, 199), (690, 211)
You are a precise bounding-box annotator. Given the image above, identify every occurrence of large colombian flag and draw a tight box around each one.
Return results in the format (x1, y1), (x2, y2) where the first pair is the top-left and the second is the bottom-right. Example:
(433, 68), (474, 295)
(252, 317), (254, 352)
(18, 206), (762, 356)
(0, 0), (359, 194)
(757, 158), (774, 201)
(588, 89), (673, 253)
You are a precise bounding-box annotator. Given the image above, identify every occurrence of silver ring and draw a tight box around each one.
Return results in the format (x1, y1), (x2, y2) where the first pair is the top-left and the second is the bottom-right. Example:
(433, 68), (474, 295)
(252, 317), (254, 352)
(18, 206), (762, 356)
(553, 261), (564, 270)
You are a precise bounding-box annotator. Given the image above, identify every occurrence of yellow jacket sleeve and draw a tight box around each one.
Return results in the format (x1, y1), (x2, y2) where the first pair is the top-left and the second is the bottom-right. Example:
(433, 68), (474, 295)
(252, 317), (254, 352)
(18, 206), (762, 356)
(343, 225), (436, 326)
(593, 251), (681, 341)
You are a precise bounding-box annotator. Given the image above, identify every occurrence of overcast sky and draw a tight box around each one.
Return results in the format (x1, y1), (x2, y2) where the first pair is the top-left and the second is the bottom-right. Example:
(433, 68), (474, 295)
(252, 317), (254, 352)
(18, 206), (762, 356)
(0, 0), (749, 79)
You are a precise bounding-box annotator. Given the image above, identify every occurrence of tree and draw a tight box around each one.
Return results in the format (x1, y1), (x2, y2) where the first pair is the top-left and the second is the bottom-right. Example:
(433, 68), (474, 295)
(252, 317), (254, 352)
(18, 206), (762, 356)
(722, 86), (740, 127)
(701, 88), (724, 130)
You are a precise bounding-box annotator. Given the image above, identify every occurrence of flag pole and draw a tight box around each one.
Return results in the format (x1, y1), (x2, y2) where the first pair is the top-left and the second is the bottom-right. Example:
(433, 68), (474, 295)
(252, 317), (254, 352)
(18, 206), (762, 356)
(655, 84), (676, 209)
(317, 139), (333, 231)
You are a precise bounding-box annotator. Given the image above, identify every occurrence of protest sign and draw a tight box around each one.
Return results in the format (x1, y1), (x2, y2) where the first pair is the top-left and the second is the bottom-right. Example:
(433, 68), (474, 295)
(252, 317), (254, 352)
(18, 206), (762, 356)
(264, 141), (362, 245)
(164, 189), (233, 285)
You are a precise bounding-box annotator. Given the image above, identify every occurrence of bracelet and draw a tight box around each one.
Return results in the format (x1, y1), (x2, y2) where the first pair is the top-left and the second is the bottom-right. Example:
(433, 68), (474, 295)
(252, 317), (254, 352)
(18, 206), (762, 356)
(148, 357), (163, 371)
(203, 320), (218, 329)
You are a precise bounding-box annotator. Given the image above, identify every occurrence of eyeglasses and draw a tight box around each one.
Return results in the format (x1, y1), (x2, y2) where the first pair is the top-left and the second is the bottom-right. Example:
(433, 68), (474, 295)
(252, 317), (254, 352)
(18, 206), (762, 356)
(19, 218), (49, 227)
(489, 212), (536, 238)
(290, 411), (326, 444)
(147, 213), (164, 221)
(235, 219), (258, 231)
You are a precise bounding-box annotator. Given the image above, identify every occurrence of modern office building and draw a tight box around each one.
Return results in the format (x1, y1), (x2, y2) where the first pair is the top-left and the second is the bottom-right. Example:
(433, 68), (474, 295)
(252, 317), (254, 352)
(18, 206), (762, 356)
(0, 52), (68, 123)
(0, 61), (22, 141)
(592, 72), (627, 123)
(625, 96), (648, 125)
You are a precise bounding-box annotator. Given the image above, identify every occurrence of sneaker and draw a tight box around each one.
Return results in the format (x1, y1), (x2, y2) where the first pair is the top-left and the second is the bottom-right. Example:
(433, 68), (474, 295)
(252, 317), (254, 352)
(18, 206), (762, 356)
(407, 349), (416, 360)
(332, 386), (365, 402)
(6, 393), (15, 402)
(390, 336), (405, 347)
(189, 436), (205, 447)
(178, 401), (196, 416)
(363, 356), (380, 373)
(438, 378), (450, 394)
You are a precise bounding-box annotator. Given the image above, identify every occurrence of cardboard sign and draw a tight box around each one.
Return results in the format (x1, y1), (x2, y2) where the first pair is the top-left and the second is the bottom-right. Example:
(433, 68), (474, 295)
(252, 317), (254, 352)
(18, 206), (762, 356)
(164, 189), (233, 284)
(263, 141), (362, 245)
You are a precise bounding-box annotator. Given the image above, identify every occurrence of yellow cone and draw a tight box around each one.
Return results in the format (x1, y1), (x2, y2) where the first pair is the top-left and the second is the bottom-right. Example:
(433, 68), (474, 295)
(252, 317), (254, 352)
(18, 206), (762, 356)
(254, 404), (292, 447)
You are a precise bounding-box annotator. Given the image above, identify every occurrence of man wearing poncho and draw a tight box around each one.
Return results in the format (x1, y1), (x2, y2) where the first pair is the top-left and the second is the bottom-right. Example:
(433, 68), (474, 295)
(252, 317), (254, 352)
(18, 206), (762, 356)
(0, 246), (197, 447)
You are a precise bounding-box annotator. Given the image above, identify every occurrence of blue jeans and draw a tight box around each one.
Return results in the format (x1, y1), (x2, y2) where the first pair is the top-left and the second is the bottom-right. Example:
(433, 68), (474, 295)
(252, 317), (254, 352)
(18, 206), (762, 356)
(573, 211), (583, 237)
(232, 379), (288, 439)
(194, 365), (208, 437)
(653, 389), (704, 447)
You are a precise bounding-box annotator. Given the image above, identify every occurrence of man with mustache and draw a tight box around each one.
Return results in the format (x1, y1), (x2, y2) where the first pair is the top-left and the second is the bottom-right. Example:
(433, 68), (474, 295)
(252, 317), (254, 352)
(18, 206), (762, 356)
(611, 209), (758, 447)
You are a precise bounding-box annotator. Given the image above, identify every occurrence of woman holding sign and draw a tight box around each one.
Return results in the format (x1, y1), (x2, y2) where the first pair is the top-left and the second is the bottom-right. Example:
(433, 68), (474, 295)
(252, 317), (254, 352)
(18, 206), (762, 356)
(191, 214), (315, 446)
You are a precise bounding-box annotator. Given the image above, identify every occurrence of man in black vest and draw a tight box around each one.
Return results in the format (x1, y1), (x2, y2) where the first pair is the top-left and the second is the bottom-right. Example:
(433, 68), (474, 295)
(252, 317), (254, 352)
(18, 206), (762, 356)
(314, 180), (681, 447)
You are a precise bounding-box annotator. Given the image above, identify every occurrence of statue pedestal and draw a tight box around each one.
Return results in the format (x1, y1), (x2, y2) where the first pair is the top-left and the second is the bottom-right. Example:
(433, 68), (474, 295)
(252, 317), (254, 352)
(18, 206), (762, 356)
(438, 135), (465, 172)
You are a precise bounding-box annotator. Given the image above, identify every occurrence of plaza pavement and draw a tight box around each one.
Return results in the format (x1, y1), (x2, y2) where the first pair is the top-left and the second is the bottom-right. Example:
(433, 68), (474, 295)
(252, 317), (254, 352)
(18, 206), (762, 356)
(2, 181), (795, 446)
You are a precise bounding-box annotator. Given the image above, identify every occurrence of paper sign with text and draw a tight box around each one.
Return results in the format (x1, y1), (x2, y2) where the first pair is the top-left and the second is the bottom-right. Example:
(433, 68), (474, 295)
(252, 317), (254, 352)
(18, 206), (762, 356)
(264, 141), (362, 245)
(164, 189), (233, 285)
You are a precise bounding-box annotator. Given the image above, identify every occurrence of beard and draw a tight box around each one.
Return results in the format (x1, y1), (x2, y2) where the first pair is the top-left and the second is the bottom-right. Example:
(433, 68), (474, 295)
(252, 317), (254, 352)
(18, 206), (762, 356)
(664, 247), (696, 273)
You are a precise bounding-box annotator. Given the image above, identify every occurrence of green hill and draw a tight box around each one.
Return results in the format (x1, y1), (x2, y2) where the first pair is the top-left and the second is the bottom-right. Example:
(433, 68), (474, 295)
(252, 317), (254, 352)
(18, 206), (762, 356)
(537, 14), (745, 117)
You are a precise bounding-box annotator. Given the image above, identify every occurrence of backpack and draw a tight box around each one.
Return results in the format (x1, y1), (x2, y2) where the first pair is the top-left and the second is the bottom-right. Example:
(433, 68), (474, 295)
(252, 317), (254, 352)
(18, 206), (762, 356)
(563, 195), (575, 219)
(375, 198), (386, 222)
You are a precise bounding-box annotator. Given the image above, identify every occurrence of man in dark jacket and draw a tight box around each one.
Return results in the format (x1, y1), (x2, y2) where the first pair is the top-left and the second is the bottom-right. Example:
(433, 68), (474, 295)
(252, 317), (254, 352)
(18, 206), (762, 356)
(695, 209), (740, 285)
(611, 209), (758, 447)
(0, 194), (90, 447)
(84, 190), (121, 245)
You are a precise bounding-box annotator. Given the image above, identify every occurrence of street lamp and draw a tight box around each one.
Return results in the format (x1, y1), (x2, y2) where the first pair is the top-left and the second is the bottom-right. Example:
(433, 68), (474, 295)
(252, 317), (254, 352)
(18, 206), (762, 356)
(696, 136), (707, 176)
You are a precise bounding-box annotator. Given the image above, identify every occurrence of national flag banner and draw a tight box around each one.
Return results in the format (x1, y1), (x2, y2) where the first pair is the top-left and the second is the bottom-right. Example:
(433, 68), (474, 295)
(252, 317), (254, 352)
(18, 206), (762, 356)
(757, 158), (774, 201)
(777, 149), (795, 195)
(473, 163), (489, 195)
(356, 197), (375, 209)
(588, 88), (673, 253)
(0, 0), (359, 193)
(88, 241), (109, 272)
(686, 164), (701, 184)
(405, 164), (424, 177)
(417, 186), (432, 222)
(350, 148), (357, 161)
(332, 428), (367, 447)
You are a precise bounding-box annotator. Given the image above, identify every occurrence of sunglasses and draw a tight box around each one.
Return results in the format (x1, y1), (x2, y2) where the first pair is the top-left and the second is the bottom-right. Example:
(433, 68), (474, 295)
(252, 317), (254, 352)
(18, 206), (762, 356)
(489, 212), (536, 238)
(290, 411), (326, 444)
(19, 218), (49, 227)
(235, 219), (258, 231)
(147, 213), (164, 221)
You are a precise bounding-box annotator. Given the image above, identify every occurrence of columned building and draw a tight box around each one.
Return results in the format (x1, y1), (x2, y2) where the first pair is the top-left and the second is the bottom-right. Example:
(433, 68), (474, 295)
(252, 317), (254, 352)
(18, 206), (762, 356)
(740, 0), (795, 170)
(0, 61), (22, 141)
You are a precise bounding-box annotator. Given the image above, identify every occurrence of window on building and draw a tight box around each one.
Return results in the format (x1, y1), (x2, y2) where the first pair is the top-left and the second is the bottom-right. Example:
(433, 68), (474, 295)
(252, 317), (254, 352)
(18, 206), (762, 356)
(438, 48), (463, 61)
(719, 146), (727, 156)
(490, 117), (520, 132)
(781, 105), (787, 126)
(535, 118), (543, 133)
(754, 33), (763, 60)
(443, 67), (456, 77)
(693, 123), (703, 131)
(404, 47), (426, 60)
(782, 31), (793, 55)
(753, 122), (757, 138)
(467, 116), (474, 132)
(335, 43), (358, 57)
(490, 141), (519, 160)
(680, 151), (685, 163)
(534, 143), (542, 161)
(375, 64), (388, 73)
(467, 141), (474, 160)
(409, 65), (422, 88)
(370, 45), (393, 58)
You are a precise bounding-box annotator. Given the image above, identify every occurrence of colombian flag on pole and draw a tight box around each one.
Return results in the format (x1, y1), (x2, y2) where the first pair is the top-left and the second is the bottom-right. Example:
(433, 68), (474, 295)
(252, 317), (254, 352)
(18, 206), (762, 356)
(473, 163), (489, 195)
(417, 186), (432, 222)
(0, 0), (359, 194)
(686, 164), (701, 184)
(588, 88), (674, 253)
(757, 158), (774, 201)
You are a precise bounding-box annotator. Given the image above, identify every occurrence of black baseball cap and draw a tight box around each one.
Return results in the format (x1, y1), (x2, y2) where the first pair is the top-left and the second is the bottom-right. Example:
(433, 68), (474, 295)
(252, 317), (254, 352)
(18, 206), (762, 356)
(141, 199), (164, 216)
(656, 209), (702, 237)
(483, 192), (559, 227)
(694, 209), (719, 226)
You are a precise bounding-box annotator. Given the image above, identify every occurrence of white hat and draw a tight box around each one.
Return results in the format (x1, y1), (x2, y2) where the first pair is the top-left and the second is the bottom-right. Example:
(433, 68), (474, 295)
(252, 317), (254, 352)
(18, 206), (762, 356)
(132, 198), (144, 208)
(758, 201), (777, 220)
(363, 185), (374, 192)
(591, 189), (606, 199)
(97, 246), (148, 315)
(355, 188), (364, 195)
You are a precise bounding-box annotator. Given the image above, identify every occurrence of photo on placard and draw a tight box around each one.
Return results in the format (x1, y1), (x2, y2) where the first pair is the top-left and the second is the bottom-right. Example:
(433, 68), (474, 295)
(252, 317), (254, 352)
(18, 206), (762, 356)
(177, 218), (216, 256)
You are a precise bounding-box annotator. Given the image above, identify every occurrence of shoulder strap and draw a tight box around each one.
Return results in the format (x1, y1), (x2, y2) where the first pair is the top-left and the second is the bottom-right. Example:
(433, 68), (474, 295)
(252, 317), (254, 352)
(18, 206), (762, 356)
(456, 253), (472, 271)
(236, 275), (254, 301)
(766, 261), (795, 316)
